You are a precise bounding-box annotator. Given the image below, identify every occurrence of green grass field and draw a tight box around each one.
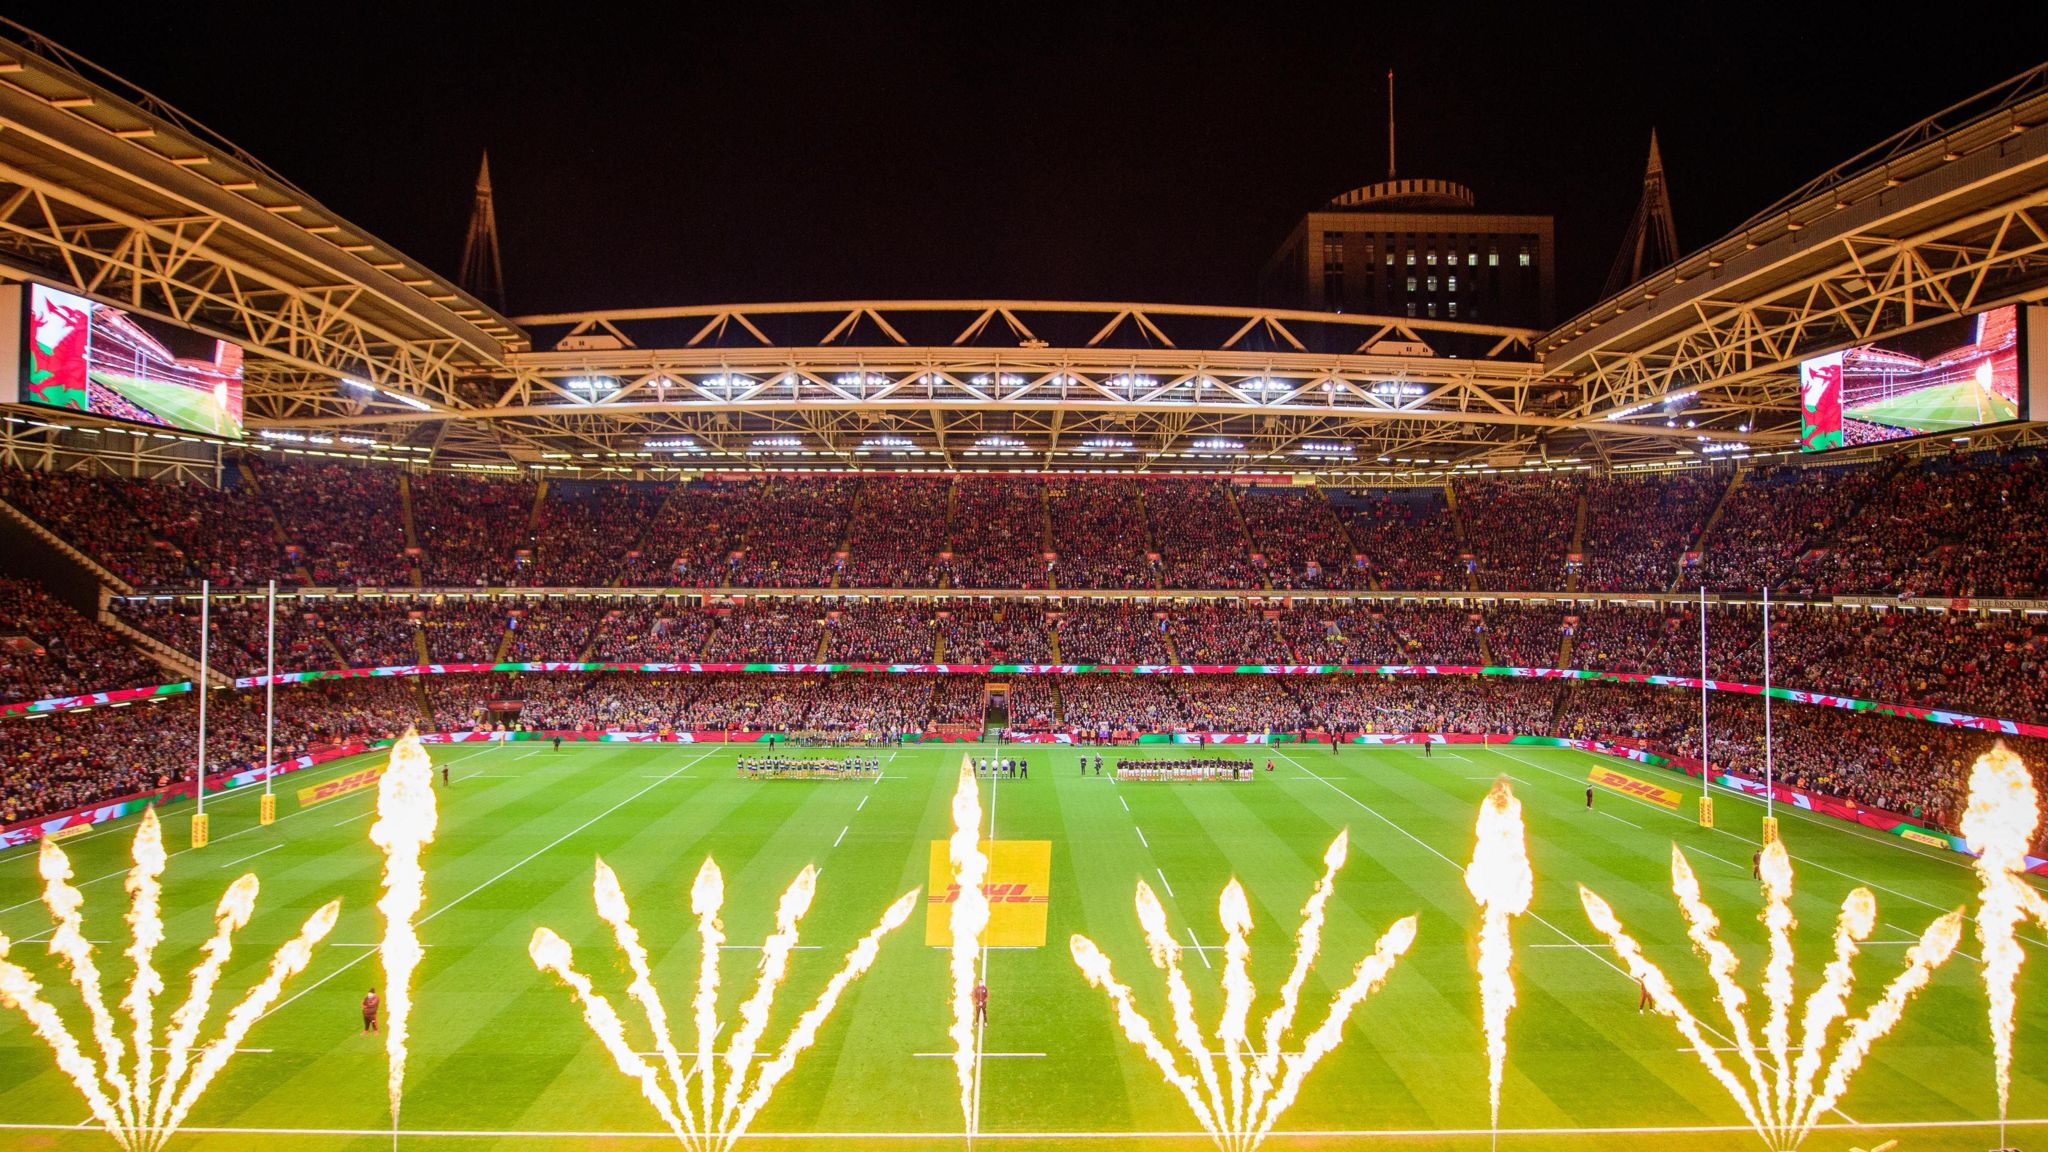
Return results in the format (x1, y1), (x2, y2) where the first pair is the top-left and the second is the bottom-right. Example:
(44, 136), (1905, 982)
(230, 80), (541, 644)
(1, 739), (2043, 1152)
(90, 370), (241, 438)
(1846, 378), (2020, 434)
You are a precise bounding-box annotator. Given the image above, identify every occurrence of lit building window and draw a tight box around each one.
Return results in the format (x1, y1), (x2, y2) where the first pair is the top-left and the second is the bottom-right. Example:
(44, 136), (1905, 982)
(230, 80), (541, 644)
(1488, 248), (1499, 267)
(1447, 276), (1457, 292)
(1448, 301), (1459, 317)
(1407, 276), (1417, 292)
(1519, 248), (1532, 267)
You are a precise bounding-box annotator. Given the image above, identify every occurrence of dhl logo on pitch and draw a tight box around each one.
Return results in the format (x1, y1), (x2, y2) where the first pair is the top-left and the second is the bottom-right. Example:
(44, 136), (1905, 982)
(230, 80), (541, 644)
(933, 882), (1047, 905)
(926, 839), (1051, 947)
(1586, 765), (1683, 809)
(297, 765), (386, 807)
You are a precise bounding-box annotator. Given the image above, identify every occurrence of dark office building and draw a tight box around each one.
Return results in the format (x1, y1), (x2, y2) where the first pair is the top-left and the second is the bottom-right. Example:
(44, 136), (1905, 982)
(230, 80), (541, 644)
(1259, 178), (1555, 328)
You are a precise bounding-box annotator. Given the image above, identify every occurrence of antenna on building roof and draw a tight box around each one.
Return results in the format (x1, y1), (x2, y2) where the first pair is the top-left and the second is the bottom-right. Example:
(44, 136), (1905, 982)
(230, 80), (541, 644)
(1386, 69), (1397, 181)
(459, 151), (506, 313)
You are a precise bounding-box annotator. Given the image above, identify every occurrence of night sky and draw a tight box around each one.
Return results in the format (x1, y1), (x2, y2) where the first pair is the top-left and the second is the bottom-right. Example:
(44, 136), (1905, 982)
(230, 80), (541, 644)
(18, 4), (2043, 322)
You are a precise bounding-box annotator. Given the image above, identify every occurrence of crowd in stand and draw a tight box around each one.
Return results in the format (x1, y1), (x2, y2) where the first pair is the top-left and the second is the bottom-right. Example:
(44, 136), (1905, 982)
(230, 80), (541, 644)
(1579, 472), (1717, 592)
(1238, 486), (1370, 589)
(261, 462), (411, 586)
(1047, 480), (1155, 589)
(527, 482), (671, 587)
(1149, 482), (1259, 589)
(822, 603), (936, 662)
(1481, 603), (1570, 667)
(940, 603), (1052, 663)
(1168, 605), (1283, 664)
(1052, 605), (1171, 664)
(843, 477), (947, 588)
(949, 479), (1050, 588)
(0, 578), (158, 696)
(413, 473), (538, 586)
(8, 448), (2043, 597)
(1336, 490), (1465, 590)
(1456, 476), (1580, 591)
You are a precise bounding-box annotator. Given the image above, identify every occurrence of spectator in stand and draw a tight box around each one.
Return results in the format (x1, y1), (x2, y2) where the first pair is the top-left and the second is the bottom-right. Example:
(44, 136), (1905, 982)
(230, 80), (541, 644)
(704, 603), (824, 662)
(1167, 605), (1282, 664)
(730, 477), (857, 588)
(585, 603), (721, 661)
(625, 478), (760, 587)
(1481, 603), (1571, 667)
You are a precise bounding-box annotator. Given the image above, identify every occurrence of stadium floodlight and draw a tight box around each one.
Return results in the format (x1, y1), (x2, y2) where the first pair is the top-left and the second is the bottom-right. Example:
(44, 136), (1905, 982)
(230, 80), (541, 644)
(380, 388), (433, 411)
(1191, 438), (1244, 453)
(1108, 374), (1158, 391)
(974, 435), (1025, 449)
(860, 436), (915, 451)
(1371, 381), (1426, 398)
(751, 436), (802, 449)
(339, 376), (373, 391)
(645, 437), (701, 452)
(1081, 437), (1134, 452)
(1294, 441), (1356, 455)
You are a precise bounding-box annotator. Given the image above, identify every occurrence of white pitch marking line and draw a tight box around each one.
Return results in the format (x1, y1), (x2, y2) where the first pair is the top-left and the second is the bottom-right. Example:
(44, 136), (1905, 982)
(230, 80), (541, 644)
(1155, 868), (1175, 900)
(219, 844), (282, 870)
(1134, 826), (1149, 849)
(332, 810), (375, 827)
(1184, 926), (1210, 970)
(913, 1051), (1044, 1058)
(1600, 811), (1644, 830)
(0, 1118), (2042, 1139)
(1119, 795), (1130, 812)
(834, 826), (849, 848)
(1884, 922), (1982, 964)
(856, 795), (868, 812)
(255, 748), (717, 1024)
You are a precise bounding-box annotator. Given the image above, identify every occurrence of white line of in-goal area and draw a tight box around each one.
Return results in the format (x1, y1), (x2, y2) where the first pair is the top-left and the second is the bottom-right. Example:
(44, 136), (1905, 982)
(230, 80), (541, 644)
(1, 1116), (2038, 1140)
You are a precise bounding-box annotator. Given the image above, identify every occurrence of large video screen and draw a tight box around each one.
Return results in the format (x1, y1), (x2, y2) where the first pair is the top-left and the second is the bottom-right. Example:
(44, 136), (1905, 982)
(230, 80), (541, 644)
(1800, 305), (2021, 451)
(22, 284), (244, 439)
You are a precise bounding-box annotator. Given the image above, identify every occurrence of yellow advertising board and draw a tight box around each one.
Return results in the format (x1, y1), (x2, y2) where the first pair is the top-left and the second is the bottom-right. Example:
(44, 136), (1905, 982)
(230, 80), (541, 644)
(925, 839), (1052, 948)
(1587, 765), (1683, 810)
(297, 764), (386, 807)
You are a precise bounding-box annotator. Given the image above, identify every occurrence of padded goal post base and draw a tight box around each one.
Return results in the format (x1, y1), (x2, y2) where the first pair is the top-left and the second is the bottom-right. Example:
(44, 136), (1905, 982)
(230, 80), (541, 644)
(1697, 795), (1714, 828)
(1761, 815), (1779, 845)
(189, 813), (209, 848)
(259, 793), (276, 825)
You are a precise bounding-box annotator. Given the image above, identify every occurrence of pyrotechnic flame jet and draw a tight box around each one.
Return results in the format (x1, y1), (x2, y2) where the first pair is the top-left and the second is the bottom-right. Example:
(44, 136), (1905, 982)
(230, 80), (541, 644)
(946, 755), (991, 1136)
(368, 729), (439, 1133)
(1463, 779), (1532, 1136)
(0, 807), (339, 1152)
(1959, 742), (2048, 1123)
(531, 856), (918, 1151)
(1579, 837), (1964, 1150)
(1069, 830), (1418, 1152)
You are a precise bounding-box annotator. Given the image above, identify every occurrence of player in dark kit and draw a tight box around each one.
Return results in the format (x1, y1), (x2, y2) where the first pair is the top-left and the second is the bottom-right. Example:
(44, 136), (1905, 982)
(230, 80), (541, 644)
(441, 764), (449, 787)
(1094, 754), (1103, 776)
(362, 988), (380, 1033)
(1586, 785), (1594, 809)
(552, 734), (562, 751)
(973, 982), (989, 1025)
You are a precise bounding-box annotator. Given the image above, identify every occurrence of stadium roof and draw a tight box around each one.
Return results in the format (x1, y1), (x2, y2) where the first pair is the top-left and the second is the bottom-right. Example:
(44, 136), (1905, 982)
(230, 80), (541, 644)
(0, 25), (2043, 477)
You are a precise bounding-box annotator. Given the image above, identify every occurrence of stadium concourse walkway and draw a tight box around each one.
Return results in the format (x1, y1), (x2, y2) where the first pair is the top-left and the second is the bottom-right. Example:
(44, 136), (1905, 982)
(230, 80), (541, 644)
(0, 737), (2034, 1151)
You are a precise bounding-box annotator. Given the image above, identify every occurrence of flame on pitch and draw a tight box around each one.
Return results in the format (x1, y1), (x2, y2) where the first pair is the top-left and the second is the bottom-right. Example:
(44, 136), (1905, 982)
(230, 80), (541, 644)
(0, 807), (339, 1152)
(531, 856), (917, 1151)
(1959, 741), (2048, 1123)
(1579, 837), (1963, 1150)
(1070, 830), (1418, 1152)
(1464, 778), (1532, 1133)
(368, 728), (439, 1130)
(946, 755), (991, 1134)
